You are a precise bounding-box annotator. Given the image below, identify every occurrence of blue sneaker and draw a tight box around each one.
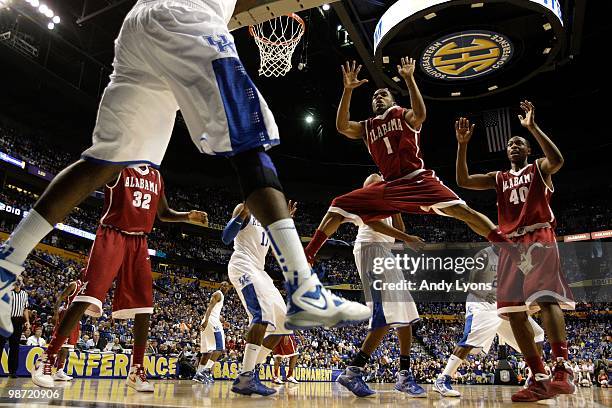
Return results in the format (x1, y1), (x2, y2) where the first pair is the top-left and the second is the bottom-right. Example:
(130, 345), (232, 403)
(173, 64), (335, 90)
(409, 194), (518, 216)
(284, 274), (370, 330)
(395, 370), (426, 398)
(192, 371), (206, 383)
(203, 369), (215, 384)
(231, 371), (277, 396)
(337, 367), (376, 398)
(0, 248), (23, 338)
(433, 374), (461, 397)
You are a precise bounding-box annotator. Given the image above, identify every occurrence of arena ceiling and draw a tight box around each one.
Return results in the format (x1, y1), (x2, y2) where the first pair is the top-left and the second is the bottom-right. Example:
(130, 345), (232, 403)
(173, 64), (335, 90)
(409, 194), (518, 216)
(0, 0), (608, 190)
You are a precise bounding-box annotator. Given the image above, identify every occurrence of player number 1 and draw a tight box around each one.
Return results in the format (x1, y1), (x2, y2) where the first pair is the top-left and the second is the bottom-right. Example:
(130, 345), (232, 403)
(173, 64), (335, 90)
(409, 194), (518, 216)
(509, 187), (529, 205)
(383, 137), (393, 154)
(261, 232), (269, 247)
(132, 191), (152, 209)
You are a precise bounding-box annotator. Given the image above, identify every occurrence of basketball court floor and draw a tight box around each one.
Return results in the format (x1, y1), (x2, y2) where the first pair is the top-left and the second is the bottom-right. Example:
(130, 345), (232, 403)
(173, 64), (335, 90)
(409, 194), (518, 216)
(0, 378), (609, 407)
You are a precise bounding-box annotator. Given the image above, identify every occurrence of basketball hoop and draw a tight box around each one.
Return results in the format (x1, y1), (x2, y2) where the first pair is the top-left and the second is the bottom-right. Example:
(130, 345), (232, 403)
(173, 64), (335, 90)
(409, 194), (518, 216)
(249, 13), (306, 77)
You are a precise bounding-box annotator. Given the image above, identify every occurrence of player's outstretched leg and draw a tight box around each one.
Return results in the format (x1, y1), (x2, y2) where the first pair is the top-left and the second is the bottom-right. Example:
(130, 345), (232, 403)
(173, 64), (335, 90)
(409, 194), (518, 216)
(434, 346), (468, 397)
(1, 160), (123, 336)
(126, 313), (154, 392)
(539, 302), (575, 395)
(232, 323), (277, 396)
(230, 149), (369, 329)
(394, 326), (426, 398)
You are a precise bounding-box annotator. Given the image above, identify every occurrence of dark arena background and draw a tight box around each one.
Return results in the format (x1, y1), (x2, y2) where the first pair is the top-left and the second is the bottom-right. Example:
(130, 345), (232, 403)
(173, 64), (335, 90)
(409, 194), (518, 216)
(0, 0), (610, 406)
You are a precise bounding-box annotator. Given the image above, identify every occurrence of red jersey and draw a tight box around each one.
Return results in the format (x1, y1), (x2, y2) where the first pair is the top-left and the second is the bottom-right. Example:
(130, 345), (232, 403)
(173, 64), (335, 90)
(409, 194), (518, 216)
(99, 166), (164, 234)
(364, 106), (424, 181)
(495, 162), (555, 235)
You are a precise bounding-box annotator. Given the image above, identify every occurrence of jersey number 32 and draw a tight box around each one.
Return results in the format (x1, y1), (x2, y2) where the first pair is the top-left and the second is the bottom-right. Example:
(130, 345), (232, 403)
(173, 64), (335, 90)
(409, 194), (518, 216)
(132, 191), (152, 209)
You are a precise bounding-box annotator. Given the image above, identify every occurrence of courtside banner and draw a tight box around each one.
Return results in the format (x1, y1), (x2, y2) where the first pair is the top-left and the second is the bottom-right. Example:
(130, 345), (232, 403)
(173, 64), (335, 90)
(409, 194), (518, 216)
(0, 347), (177, 378)
(212, 361), (342, 382)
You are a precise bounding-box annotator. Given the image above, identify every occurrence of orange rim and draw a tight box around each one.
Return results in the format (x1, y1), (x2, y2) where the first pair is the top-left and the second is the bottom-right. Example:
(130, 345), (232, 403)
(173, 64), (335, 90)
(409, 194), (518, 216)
(249, 13), (306, 46)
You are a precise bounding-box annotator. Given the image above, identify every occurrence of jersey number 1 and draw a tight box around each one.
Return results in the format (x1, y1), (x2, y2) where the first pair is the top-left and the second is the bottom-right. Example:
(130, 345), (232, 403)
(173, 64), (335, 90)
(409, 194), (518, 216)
(261, 232), (269, 247)
(133, 191), (151, 209)
(383, 137), (393, 154)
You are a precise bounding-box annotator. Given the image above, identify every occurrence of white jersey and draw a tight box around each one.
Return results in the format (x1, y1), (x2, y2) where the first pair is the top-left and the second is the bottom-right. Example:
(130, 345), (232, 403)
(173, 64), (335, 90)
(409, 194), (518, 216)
(355, 216), (395, 245)
(466, 246), (498, 309)
(135, 0), (236, 24)
(229, 215), (269, 271)
(206, 290), (224, 324)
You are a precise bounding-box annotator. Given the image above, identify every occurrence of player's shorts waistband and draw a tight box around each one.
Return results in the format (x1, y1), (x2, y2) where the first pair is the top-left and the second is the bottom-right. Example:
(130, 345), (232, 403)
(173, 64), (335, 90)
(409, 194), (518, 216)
(100, 224), (148, 237)
(506, 222), (552, 238)
(396, 168), (428, 181)
(134, 0), (208, 10)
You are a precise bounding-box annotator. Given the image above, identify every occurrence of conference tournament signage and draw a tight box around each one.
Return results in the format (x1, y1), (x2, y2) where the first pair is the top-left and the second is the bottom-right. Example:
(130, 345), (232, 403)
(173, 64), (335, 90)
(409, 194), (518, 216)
(420, 30), (513, 80)
(211, 361), (342, 382)
(1, 347), (177, 378)
(373, 0), (565, 99)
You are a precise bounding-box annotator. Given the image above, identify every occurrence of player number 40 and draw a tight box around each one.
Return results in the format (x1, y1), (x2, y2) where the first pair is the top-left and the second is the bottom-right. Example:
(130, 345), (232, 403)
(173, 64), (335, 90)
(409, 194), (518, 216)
(132, 191), (152, 209)
(509, 187), (529, 205)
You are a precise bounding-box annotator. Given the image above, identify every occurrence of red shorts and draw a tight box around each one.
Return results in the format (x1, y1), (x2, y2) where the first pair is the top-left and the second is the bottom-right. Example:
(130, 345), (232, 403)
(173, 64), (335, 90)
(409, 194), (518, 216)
(329, 169), (465, 224)
(74, 226), (153, 319)
(497, 227), (575, 315)
(52, 308), (79, 348)
(273, 335), (298, 358)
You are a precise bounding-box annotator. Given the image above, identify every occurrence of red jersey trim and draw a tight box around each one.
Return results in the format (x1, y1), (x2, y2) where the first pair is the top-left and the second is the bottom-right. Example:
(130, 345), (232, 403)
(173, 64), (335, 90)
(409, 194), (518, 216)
(535, 159), (554, 193)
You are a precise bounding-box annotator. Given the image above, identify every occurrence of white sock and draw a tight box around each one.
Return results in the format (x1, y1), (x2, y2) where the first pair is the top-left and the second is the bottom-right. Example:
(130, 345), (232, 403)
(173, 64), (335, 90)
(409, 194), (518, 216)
(204, 360), (214, 370)
(265, 219), (312, 285)
(442, 355), (463, 377)
(197, 364), (206, 373)
(241, 343), (261, 373)
(256, 346), (273, 365)
(3, 209), (53, 266)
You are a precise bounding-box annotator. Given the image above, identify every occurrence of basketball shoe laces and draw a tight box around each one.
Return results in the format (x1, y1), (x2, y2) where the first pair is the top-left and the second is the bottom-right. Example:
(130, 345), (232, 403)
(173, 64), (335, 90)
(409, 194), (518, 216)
(553, 362), (567, 382)
(42, 355), (55, 376)
(135, 366), (148, 383)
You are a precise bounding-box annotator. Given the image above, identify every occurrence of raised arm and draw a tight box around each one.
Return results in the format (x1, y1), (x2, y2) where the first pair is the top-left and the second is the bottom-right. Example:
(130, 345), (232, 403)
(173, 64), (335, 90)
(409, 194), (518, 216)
(157, 192), (209, 226)
(221, 203), (250, 245)
(398, 57), (426, 130)
(518, 100), (564, 176)
(391, 213), (405, 233)
(336, 61), (367, 139)
(201, 292), (221, 329)
(455, 117), (497, 190)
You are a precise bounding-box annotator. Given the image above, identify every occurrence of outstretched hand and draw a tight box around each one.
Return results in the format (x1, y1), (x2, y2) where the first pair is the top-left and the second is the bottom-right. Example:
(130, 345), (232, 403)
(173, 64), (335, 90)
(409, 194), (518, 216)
(455, 117), (475, 145)
(288, 200), (298, 218)
(397, 56), (416, 80)
(341, 60), (368, 89)
(188, 210), (209, 227)
(518, 100), (536, 128)
(403, 235), (425, 252)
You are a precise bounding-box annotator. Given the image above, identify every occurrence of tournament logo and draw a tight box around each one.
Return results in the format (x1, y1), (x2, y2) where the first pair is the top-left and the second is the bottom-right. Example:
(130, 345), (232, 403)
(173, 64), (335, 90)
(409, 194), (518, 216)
(420, 30), (513, 80)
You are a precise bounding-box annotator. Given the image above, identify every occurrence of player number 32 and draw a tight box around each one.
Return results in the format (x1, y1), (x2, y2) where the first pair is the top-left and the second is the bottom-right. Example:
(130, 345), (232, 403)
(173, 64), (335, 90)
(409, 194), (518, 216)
(132, 191), (152, 209)
(509, 186), (529, 205)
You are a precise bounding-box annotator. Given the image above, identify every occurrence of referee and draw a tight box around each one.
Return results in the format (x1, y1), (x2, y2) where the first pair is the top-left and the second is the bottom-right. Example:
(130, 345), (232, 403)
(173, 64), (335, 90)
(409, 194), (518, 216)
(0, 278), (30, 377)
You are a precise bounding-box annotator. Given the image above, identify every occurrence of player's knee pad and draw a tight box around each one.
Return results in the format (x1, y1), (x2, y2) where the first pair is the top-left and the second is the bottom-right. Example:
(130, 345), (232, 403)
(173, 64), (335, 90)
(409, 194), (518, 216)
(229, 148), (283, 199)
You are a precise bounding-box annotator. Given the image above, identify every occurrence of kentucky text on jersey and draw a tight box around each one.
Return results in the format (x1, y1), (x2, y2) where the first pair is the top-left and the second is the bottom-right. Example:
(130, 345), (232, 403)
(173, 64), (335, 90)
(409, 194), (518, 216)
(124, 177), (159, 195)
(366, 117), (404, 145)
(502, 173), (532, 192)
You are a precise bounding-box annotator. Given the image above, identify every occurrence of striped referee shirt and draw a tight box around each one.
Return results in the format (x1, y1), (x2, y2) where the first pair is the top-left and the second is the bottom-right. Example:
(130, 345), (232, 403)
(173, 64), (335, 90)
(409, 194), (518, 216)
(10, 290), (29, 318)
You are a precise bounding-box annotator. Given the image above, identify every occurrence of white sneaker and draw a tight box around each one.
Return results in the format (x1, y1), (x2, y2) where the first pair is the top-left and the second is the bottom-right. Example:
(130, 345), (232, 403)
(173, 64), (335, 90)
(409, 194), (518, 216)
(434, 375), (461, 397)
(286, 376), (299, 384)
(285, 274), (370, 329)
(53, 369), (73, 381)
(0, 253), (24, 338)
(127, 364), (154, 392)
(32, 353), (55, 388)
(273, 377), (284, 385)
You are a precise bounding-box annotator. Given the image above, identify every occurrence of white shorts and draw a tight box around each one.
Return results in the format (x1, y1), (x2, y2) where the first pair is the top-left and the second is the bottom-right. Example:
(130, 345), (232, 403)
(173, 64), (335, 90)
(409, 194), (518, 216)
(200, 320), (225, 353)
(82, 0), (280, 167)
(458, 302), (544, 354)
(228, 262), (292, 335)
(354, 245), (420, 330)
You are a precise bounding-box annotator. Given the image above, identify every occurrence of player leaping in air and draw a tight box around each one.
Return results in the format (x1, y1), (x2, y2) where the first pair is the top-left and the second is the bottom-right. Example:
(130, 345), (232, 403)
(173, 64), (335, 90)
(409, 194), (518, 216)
(455, 102), (575, 403)
(305, 59), (525, 267)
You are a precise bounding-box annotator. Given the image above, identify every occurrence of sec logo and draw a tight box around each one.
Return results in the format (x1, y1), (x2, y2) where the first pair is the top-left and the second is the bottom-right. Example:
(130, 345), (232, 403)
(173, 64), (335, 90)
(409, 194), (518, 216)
(420, 30), (513, 80)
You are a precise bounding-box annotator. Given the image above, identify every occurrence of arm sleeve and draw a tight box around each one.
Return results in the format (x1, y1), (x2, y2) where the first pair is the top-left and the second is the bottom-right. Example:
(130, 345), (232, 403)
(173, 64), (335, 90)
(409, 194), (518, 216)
(221, 216), (244, 245)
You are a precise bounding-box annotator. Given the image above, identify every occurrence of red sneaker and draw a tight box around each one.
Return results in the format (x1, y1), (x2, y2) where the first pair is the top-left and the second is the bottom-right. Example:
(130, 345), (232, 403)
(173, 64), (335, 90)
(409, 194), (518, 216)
(511, 378), (557, 403)
(549, 360), (576, 395)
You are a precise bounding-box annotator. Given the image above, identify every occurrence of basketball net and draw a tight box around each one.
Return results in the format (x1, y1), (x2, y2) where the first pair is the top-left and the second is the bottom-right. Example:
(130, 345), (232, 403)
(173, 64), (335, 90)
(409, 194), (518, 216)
(249, 14), (305, 77)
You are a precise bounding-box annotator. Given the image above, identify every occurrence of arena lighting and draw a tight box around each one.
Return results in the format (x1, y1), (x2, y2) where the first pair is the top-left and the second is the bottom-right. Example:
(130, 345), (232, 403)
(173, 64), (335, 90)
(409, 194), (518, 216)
(47, 21), (53, 29)
(305, 114), (314, 124)
(471, 2), (484, 7)
(52, 15), (58, 23)
(424, 12), (436, 20)
(322, 3), (330, 11)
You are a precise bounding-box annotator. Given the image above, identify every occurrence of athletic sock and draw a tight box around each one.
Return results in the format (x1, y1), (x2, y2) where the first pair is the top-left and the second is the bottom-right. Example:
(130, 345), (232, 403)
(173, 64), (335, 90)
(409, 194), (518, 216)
(304, 229), (328, 263)
(399, 355), (410, 372)
(256, 346), (273, 365)
(204, 360), (215, 370)
(525, 355), (547, 376)
(442, 355), (463, 377)
(265, 219), (313, 286)
(351, 350), (370, 368)
(197, 364), (206, 373)
(551, 341), (569, 360)
(47, 335), (68, 357)
(56, 352), (67, 369)
(241, 343), (261, 373)
(2, 209), (53, 266)
(132, 345), (146, 366)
